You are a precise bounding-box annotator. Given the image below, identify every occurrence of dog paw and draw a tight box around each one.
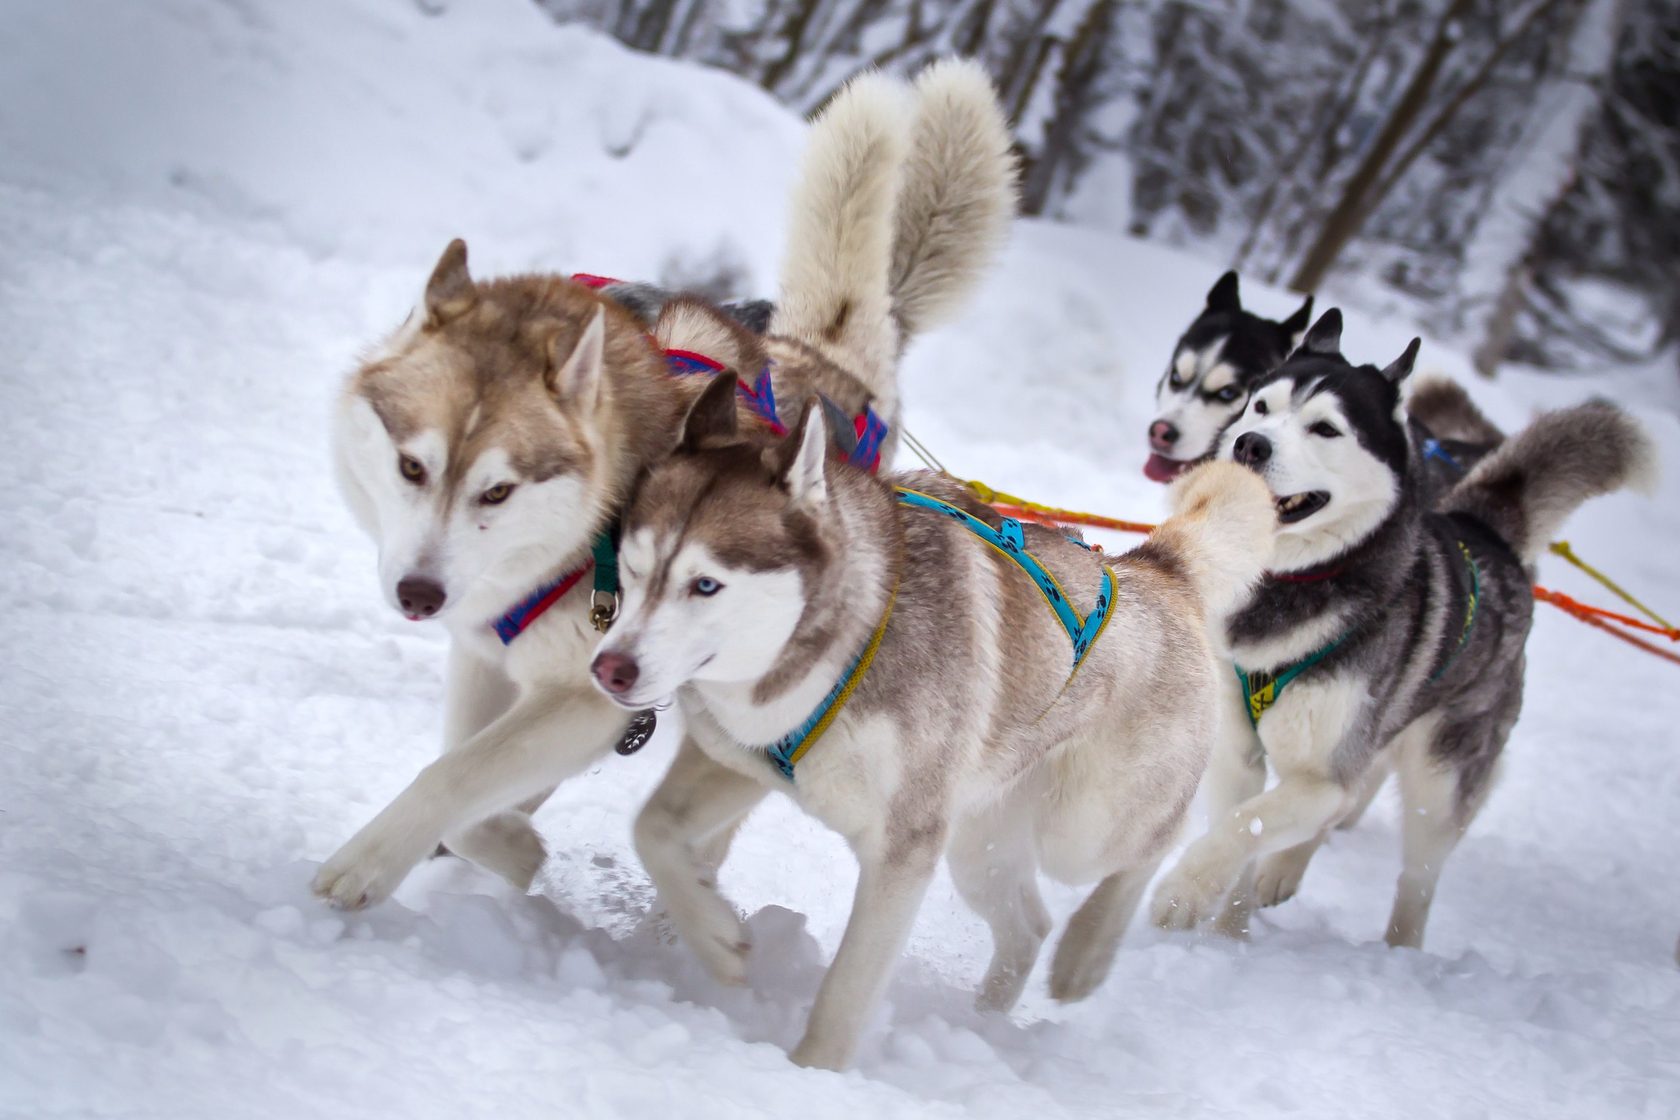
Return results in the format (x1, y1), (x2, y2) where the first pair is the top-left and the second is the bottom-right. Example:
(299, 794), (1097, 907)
(312, 826), (431, 911)
(445, 811), (547, 892)
(667, 887), (750, 986)
(788, 1032), (850, 1071)
(1254, 849), (1310, 908)
(1048, 945), (1112, 1004)
(1150, 862), (1231, 932)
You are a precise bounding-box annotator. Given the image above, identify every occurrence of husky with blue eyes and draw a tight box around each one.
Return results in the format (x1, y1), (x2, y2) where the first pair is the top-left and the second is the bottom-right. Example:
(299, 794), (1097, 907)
(589, 372), (1278, 1070)
(1150, 310), (1655, 948)
(312, 62), (1019, 911)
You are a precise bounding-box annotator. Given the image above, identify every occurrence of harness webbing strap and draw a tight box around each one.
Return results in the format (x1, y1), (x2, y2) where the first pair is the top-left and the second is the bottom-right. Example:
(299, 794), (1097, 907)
(765, 582), (899, 780)
(893, 487), (1115, 675)
(1429, 541), (1481, 683)
(1421, 437), (1464, 472)
(1235, 631), (1350, 728)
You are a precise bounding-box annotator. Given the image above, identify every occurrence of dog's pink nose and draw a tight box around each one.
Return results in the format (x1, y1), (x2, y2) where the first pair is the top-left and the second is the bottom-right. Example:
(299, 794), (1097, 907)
(396, 576), (446, 618)
(592, 651), (640, 695)
(1149, 420), (1179, 452)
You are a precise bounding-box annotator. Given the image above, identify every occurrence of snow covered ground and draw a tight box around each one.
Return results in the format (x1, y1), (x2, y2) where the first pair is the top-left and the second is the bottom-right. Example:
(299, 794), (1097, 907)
(2, 2), (1678, 1117)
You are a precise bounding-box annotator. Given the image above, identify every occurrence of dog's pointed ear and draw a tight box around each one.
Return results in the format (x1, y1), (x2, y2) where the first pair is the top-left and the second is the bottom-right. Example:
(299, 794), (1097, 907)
(780, 403), (830, 508)
(424, 239), (476, 326)
(546, 306), (606, 409)
(1381, 338), (1421, 386)
(679, 372), (741, 452)
(1299, 308), (1343, 356)
(1281, 295), (1315, 348)
(1206, 270), (1241, 314)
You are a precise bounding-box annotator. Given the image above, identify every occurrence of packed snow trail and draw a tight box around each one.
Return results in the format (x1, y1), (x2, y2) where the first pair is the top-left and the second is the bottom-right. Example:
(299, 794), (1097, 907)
(2, 3), (1678, 1117)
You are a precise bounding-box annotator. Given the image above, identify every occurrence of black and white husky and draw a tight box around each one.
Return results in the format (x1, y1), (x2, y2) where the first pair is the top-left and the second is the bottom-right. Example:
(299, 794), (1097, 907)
(1145, 271), (1503, 501)
(1145, 271), (1314, 482)
(1151, 310), (1656, 948)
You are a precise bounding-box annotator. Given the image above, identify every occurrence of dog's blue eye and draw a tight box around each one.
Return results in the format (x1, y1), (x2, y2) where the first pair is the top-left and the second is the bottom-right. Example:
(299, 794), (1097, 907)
(692, 577), (722, 597)
(1310, 421), (1341, 438)
(1217, 387), (1241, 403)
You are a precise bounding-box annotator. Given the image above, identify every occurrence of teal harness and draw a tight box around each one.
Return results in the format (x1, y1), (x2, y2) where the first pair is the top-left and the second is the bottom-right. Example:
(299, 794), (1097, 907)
(893, 486), (1115, 675)
(1235, 541), (1482, 728)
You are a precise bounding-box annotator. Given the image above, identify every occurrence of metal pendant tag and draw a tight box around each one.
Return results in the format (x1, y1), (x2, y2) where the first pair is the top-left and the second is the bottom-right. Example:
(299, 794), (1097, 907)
(615, 709), (657, 756)
(590, 589), (620, 633)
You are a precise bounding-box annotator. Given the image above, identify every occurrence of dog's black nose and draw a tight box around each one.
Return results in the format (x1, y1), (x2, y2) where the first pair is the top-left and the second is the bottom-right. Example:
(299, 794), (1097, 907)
(592, 651), (640, 695)
(396, 576), (447, 618)
(1233, 432), (1272, 466)
(1148, 420), (1179, 451)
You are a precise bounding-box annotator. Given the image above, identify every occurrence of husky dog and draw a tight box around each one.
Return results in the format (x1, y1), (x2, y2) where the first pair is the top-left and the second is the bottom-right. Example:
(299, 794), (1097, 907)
(1145, 271), (1314, 482)
(1151, 310), (1655, 948)
(312, 61), (1018, 910)
(1145, 272), (1503, 502)
(588, 371), (1276, 1068)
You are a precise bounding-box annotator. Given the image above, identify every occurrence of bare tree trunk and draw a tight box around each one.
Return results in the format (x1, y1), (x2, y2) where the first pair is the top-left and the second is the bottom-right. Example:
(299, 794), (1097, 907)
(1287, 0), (1475, 292)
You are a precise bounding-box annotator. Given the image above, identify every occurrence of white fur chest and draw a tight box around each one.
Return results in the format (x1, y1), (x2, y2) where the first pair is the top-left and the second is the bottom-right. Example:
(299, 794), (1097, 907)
(448, 586), (604, 691)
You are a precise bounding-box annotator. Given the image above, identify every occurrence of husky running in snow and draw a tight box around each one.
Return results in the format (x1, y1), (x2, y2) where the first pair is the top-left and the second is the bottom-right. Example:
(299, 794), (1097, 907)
(1150, 310), (1656, 948)
(1145, 271), (1501, 503)
(313, 61), (1017, 910)
(588, 370), (1277, 1069)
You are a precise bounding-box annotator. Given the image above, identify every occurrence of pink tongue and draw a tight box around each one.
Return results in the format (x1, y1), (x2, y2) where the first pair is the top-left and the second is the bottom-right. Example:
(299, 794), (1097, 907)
(1144, 454), (1190, 483)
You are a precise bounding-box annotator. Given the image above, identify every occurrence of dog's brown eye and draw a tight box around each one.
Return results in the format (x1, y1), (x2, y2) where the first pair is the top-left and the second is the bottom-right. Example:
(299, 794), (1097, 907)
(480, 483), (515, 505)
(1254, 399), (1269, 416)
(399, 455), (426, 484)
(1310, 421), (1341, 438)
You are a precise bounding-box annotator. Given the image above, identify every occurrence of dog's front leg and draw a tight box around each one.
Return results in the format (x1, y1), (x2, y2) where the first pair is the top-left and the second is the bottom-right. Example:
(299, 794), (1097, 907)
(634, 735), (770, 985)
(435, 645), (549, 890)
(313, 685), (627, 910)
(790, 825), (945, 1071)
(1155, 682), (1360, 931)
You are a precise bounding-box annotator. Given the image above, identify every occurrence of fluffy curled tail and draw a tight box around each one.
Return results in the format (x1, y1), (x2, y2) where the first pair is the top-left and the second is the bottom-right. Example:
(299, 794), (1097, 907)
(888, 58), (1017, 344)
(1150, 462), (1276, 620)
(771, 71), (910, 393)
(1408, 375), (1505, 445)
(1442, 399), (1656, 565)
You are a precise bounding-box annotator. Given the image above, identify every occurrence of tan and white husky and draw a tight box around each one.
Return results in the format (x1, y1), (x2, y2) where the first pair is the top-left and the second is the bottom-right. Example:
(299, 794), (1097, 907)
(589, 372), (1276, 1068)
(314, 61), (1017, 910)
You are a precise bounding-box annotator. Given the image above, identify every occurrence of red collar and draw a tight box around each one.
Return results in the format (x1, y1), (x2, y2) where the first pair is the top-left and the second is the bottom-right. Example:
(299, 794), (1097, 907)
(1266, 565), (1344, 584)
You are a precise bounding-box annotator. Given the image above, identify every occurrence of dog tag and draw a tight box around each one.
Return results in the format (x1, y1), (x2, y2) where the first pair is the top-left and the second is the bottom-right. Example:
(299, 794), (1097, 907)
(615, 709), (657, 756)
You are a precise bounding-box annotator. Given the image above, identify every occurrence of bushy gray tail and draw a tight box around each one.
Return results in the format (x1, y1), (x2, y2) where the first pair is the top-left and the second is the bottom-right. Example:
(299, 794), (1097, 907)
(1442, 399), (1656, 564)
(888, 59), (1018, 344)
(771, 71), (910, 394)
(1409, 375), (1504, 445)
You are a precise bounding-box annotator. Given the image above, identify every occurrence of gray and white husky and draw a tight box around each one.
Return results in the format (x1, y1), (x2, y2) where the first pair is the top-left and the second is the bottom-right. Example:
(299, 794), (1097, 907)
(313, 61), (1018, 910)
(1151, 309), (1656, 948)
(588, 369), (1277, 1069)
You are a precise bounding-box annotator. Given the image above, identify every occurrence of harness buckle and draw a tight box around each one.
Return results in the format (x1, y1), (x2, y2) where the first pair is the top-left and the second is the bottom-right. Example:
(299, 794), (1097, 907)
(590, 590), (620, 633)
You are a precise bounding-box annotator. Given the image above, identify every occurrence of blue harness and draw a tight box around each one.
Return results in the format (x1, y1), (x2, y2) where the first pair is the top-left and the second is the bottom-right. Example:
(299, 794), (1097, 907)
(893, 486), (1115, 676)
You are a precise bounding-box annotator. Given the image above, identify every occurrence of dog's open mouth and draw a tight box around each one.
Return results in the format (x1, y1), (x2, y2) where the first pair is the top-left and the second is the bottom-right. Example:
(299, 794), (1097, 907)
(1276, 490), (1329, 523)
(1144, 453), (1197, 483)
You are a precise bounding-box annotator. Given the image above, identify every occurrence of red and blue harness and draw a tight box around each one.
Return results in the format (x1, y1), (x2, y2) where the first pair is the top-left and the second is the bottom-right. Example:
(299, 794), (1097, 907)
(490, 280), (889, 647)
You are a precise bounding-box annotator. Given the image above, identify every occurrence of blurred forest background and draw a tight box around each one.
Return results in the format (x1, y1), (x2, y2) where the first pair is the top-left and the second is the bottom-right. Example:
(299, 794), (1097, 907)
(536, 0), (1677, 380)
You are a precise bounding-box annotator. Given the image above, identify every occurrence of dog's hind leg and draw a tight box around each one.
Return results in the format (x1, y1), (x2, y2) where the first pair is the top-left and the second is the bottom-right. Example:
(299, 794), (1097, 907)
(791, 815), (947, 1070)
(1385, 718), (1498, 949)
(437, 646), (550, 891)
(948, 797), (1049, 1013)
(1049, 855), (1164, 1002)
(634, 735), (769, 986)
